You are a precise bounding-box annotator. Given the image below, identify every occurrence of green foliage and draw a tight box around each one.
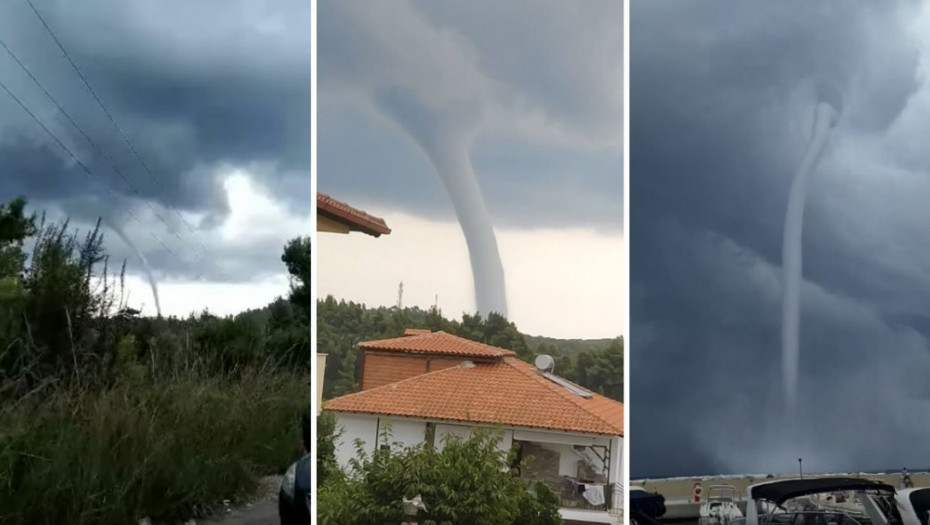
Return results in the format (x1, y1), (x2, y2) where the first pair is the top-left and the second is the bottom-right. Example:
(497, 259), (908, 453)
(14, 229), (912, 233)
(1, 212), (118, 387)
(282, 236), (312, 316)
(0, 198), (314, 390)
(317, 410), (341, 487)
(0, 370), (307, 525)
(317, 429), (562, 525)
(318, 297), (623, 401)
(331, 346), (359, 397)
(0, 197), (36, 278)
(0, 198), (314, 523)
(572, 338), (624, 401)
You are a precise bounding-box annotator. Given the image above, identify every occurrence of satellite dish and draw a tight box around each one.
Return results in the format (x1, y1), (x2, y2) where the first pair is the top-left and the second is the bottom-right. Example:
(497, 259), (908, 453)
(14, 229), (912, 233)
(534, 354), (555, 372)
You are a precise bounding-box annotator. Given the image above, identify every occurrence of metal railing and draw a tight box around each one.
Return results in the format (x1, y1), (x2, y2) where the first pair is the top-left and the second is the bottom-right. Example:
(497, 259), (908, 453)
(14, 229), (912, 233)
(532, 478), (615, 511)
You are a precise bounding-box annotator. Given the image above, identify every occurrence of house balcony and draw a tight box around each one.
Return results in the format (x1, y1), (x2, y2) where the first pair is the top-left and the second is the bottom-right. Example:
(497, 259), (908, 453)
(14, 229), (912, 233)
(512, 433), (622, 524)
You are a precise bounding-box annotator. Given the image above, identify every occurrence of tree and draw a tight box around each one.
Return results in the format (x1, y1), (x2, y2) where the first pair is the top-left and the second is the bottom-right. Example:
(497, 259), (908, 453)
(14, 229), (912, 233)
(330, 348), (358, 397)
(317, 430), (562, 525)
(315, 298), (624, 402)
(281, 236), (312, 316)
(0, 197), (36, 278)
(317, 410), (341, 487)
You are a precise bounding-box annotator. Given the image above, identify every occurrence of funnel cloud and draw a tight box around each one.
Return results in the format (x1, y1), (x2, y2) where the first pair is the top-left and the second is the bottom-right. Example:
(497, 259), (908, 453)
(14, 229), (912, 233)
(110, 222), (161, 317)
(319, 0), (622, 318)
(317, 0), (622, 337)
(375, 88), (507, 316)
(631, 0), (929, 478)
(781, 100), (839, 417)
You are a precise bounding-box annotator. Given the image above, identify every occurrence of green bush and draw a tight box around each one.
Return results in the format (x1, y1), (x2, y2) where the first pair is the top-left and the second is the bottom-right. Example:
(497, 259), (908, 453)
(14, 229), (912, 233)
(317, 429), (562, 525)
(0, 198), (315, 523)
(0, 370), (309, 525)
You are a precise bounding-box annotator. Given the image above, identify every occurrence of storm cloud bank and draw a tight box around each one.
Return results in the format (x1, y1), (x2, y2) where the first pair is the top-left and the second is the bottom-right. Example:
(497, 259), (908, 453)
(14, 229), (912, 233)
(319, 0), (623, 232)
(0, 0), (310, 285)
(319, 0), (622, 316)
(631, 1), (930, 477)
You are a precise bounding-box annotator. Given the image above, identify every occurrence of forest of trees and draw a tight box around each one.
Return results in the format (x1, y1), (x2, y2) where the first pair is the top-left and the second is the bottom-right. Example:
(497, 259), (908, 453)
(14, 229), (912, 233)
(317, 296), (624, 402)
(0, 197), (312, 524)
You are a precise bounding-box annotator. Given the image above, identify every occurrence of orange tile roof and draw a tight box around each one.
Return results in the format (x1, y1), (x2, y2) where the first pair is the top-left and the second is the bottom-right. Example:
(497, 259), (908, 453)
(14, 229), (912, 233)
(360, 330), (517, 359)
(325, 357), (623, 436)
(317, 193), (391, 237)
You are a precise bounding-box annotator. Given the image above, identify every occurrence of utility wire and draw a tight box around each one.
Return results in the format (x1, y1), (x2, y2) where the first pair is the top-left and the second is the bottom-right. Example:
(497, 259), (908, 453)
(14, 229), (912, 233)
(0, 75), (177, 257)
(23, 0), (211, 259)
(0, 37), (191, 252)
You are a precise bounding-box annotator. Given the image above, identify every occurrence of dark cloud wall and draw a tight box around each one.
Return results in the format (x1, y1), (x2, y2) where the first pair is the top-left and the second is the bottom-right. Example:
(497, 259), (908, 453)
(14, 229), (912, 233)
(318, 0), (622, 232)
(631, 1), (930, 477)
(0, 0), (309, 280)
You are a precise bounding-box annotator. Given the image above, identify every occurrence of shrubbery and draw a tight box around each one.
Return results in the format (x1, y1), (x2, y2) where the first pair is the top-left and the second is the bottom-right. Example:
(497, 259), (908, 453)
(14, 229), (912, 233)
(0, 371), (307, 525)
(0, 197), (312, 523)
(317, 426), (562, 525)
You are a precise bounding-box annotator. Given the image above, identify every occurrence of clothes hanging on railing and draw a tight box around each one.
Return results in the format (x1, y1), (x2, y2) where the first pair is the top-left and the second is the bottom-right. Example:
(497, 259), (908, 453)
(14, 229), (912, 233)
(563, 478), (587, 495)
(583, 484), (605, 506)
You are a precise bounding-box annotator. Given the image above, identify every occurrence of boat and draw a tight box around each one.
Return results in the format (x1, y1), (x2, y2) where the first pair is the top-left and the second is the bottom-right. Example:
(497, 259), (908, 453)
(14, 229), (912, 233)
(862, 487), (930, 525)
(894, 487), (930, 525)
(630, 486), (667, 525)
(700, 485), (744, 525)
(731, 477), (898, 525)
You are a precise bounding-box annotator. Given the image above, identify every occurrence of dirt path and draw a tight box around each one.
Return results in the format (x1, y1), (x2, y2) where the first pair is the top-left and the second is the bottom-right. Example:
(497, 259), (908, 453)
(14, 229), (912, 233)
(200, 501), (278, 525)
(200, 476), (282, 525)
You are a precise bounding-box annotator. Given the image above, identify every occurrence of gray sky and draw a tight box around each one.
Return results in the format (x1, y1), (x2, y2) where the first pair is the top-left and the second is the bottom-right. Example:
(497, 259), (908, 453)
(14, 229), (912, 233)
(317, 0), (624, 339)
(0, 0), (310, 316)
(631, 1), (930, 477)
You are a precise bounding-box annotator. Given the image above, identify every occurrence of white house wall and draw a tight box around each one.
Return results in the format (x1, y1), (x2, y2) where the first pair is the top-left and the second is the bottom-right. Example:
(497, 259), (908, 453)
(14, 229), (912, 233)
(334, 413), (378, 471)
(435, 423), (513, 454)
(334, 414), (428, 471)
(380, 418), (426, 449)
(333, 412), (623, 492)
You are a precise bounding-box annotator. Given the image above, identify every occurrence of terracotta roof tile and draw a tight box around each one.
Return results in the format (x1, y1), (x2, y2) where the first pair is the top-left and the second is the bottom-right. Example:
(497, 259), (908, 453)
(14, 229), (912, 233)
(360, 330), (517, 359)
(325, 357), (623, 436)
(317, 193), (391, 237)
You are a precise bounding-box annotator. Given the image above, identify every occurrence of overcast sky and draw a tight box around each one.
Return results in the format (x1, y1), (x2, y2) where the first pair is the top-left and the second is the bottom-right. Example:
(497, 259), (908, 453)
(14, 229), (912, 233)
(631, 1), (930, 477)
(0, 0), (310, 317)
(317, 0), (623, 339)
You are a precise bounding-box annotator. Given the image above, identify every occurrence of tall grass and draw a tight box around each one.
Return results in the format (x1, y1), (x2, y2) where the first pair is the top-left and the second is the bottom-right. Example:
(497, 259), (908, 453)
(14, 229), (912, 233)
(0, 369), (309, 525)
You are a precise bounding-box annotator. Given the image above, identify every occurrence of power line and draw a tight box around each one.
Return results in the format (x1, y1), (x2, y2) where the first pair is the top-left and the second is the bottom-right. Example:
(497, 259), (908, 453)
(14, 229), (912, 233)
(0, 75), (177, 257)
(22, 0), (211, 258)
(0, 36), (195, 256)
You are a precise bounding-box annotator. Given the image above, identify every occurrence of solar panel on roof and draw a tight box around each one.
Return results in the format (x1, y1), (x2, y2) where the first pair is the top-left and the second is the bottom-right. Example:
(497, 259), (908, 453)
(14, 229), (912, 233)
(541, 372), (594, 398)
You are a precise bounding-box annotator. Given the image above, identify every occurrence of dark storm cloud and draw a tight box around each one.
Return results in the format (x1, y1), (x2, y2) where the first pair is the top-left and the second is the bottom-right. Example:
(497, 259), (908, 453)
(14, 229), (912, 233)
(631, 1), (930, 477)
(318, 0), (622, 231)
(0, 0), (309, 279)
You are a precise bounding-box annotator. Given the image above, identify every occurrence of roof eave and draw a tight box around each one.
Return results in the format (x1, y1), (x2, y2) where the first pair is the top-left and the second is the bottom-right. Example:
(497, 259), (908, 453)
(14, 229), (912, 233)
(322, 407), (622, 437)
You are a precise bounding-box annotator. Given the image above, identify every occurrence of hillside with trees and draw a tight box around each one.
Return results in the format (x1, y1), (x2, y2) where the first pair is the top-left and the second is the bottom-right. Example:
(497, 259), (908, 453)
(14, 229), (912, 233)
(317, 297), (623, 402)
